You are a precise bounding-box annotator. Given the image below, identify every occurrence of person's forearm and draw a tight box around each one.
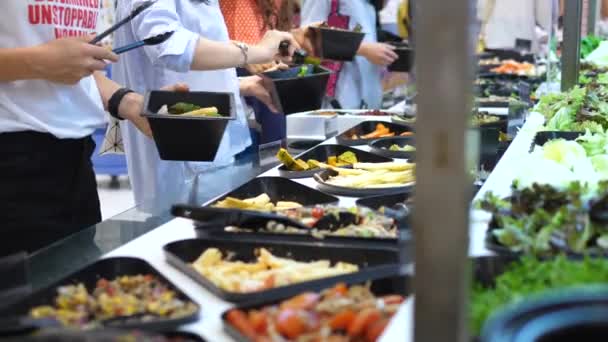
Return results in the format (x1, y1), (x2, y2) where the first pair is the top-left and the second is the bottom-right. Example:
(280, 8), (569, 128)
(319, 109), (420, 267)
(93, 71), (142, 119)
(190, 37), (271, 71)
(0, 47), (41, 82)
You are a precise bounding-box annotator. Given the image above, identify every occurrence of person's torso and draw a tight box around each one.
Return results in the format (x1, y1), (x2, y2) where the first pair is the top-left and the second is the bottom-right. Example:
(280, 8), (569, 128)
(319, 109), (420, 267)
(0, 0), (106, 138)
(484, 0), (537, 51)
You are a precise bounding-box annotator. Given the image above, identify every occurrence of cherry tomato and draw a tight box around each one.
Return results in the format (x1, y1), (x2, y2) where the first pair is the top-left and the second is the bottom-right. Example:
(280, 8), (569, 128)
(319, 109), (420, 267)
(280, 292), (320, 310)
(329, 309), (356, 330)
(311, 207), (324, 219)
(227, 310), (258, 340)
(276, 309), (307, 339)
(365, 318), (390, 342)
(347, 308), (382, 337)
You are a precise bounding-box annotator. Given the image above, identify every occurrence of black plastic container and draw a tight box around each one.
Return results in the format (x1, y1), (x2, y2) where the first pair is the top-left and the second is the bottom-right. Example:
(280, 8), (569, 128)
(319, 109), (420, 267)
(143, 90), (235, 161)
(369, 137), (416, 160)
(388, 42), (414, 72)
(529, 131), (584, 151)
(277, 144), (391, 179)
(0, 257), (200, 332)
(314, 169), (414, 197)
(11, 330), (207, 341)
(483, 48), (535, 63)
(222, 275), (412, 342)
(481, 288), (608, 342)
(163, 238), (402, 303)
(336, 121), (414, 146)
(356, 193), (412, 210)
(473, 114), (508, 132)
(262, 65), (331, 114)
(309, 27), (365, 61)
(476, 99), (512, 108)
(205, 176), (338, 207)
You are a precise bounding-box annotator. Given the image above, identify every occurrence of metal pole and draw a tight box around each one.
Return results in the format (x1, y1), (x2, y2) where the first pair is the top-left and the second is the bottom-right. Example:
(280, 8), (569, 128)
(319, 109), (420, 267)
(587, 0), (600, 35)
(413, 0), (473, 341)
(562, 0), (583, 91)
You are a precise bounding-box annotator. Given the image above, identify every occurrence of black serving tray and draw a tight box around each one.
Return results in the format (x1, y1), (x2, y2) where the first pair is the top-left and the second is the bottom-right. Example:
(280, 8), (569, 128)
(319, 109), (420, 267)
(529, 131), (584, 152)
(388, 42), (413, 72)
(475, 99), (511, 108)
(309, 26), (365, 61)
(0, 257), (200, 332)
(205, 176), (338, 207)
(222, 274), (412, 342)
(11, 330), (207, 341)
(163, 238), (402, 303)
(277, 144), (392, 179)
(314, 169), (414, 197)
(368, 137), (415, 160)
(143, 90), (235, 161)
(335, 121), (414, 146)
(262, 65), (331, 114)
(356, 193), (413, 211)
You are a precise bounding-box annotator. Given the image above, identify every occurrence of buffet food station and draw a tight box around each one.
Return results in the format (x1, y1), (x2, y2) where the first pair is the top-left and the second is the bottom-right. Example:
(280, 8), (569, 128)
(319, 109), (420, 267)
(6, 0), (608, 341)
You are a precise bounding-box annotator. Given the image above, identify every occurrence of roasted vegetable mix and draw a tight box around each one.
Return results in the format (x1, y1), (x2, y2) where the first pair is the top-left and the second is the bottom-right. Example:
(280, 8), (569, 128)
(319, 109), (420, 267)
(226, 283), (405, 341)
(29, 275), (197, 328)
(478, 181), (608, 255)
(277, 148), (359, 171)
(471, 256), (608, 335)
(349, 123), (413, 140)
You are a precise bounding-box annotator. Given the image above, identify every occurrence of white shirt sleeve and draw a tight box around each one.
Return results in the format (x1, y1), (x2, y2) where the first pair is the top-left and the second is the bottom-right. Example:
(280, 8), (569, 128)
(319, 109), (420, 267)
(300, 0), (331, 26)
(129, 0), (199, 73)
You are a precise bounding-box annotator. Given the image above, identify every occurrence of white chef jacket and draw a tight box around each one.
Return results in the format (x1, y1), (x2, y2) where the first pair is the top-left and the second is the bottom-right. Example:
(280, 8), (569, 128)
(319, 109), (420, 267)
(301, 0), (383, 110)
(113, 0), (252, 207)
(478, 0), (553, 53)
(0, 1), (106, 138)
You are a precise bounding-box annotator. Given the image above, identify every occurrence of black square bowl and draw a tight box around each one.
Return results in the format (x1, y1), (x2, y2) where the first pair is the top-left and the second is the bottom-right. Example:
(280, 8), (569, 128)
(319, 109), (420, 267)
(277, 144), (392, 179)
(388, 42), (414, 72)
(0, 257), (200, 332)
(163, 238), (402, 303)
(143, 90), (235, 161)
(336, 121), (414, 146)
(309, 27), (365, 61)
(262, 65), (331, 114)
(204, 176), (339, 207)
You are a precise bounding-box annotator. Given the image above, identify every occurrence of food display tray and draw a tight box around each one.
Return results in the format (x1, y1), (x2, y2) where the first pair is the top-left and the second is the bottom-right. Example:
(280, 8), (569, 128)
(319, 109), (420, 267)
(0, 257), (200, 333)
(143, 90), (235, 162)
(335, 121), (414, 146)
(314, 169), (414, 198)
(277, 144), (392, 179)
(221, 274), (412, 342)
(262, 65), (331, 115)
(368, 137), (416, 160)
(530, 131), (584, 151)
(204, 176), (339, 207)
(163, 238), (402, 303)
(356, 193), (413, 210)
(309, 26), (365, 61)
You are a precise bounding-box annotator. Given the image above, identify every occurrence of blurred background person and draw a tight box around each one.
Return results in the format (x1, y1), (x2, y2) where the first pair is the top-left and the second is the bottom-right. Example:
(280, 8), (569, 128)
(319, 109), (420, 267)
(301, 0), (398, 110)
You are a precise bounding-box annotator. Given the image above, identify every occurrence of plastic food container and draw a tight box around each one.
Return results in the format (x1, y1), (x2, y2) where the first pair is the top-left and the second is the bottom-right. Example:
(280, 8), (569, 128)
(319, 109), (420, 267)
(335, 121), (414, 146)
(388, 42), (414, 72)
(143, 90), (235, 161)
(369, 136), (416, 160)
(262, 65), (331, 115)
(309, 27), (365, 61)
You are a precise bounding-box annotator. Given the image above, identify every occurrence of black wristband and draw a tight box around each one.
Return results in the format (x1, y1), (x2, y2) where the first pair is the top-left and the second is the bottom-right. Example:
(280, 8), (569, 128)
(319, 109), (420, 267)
(108, 88), (135, 121)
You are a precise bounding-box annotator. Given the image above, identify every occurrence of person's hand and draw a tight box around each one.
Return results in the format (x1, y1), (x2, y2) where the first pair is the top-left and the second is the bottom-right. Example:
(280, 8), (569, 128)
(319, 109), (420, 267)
(30, 35), (118, 85)
(119, 83), (189, 138)
(246, 62), (288, 75)
(255, 30), (301, 64)
(358, 42), (399, 66)
(239, 76), (278, 112)
(292, 22), (323, 55)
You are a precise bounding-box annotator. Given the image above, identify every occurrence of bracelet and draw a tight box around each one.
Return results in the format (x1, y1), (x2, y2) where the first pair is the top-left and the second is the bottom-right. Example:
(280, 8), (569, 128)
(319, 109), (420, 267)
(232, 41), (249, 67)
(108, 88), (134, 121)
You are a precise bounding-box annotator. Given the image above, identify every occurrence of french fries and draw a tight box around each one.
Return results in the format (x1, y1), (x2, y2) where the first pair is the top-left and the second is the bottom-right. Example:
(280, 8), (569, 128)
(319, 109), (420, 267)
(213, 193), (303, 211)
(324, 162), (415, 188)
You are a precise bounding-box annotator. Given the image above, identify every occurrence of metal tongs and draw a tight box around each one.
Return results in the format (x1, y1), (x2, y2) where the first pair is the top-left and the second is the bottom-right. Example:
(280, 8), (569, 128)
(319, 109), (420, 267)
(89, 1), (173, 55)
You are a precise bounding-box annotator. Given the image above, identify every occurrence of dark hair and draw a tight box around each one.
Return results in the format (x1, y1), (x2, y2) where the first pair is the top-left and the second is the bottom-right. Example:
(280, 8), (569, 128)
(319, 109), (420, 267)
(255, 0), (294, 31)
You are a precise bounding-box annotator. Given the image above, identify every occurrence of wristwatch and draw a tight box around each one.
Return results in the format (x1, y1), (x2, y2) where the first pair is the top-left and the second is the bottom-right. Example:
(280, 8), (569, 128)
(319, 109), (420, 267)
(232, 41), (249, 67)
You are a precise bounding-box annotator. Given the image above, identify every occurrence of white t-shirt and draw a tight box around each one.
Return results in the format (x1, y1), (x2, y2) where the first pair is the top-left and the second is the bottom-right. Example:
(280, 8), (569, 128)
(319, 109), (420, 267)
(0, 0), (107, 139)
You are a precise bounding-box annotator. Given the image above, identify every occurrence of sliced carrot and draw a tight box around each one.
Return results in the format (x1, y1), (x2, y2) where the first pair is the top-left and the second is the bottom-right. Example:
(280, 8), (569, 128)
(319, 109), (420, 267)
(280, 292), (320, 310)
(378, 132), (395, 138)
(227, 309), (258, 340)
(329, 309), (356, 330)
(347, 308), (382, 337)
(365, 318), (390, 342)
